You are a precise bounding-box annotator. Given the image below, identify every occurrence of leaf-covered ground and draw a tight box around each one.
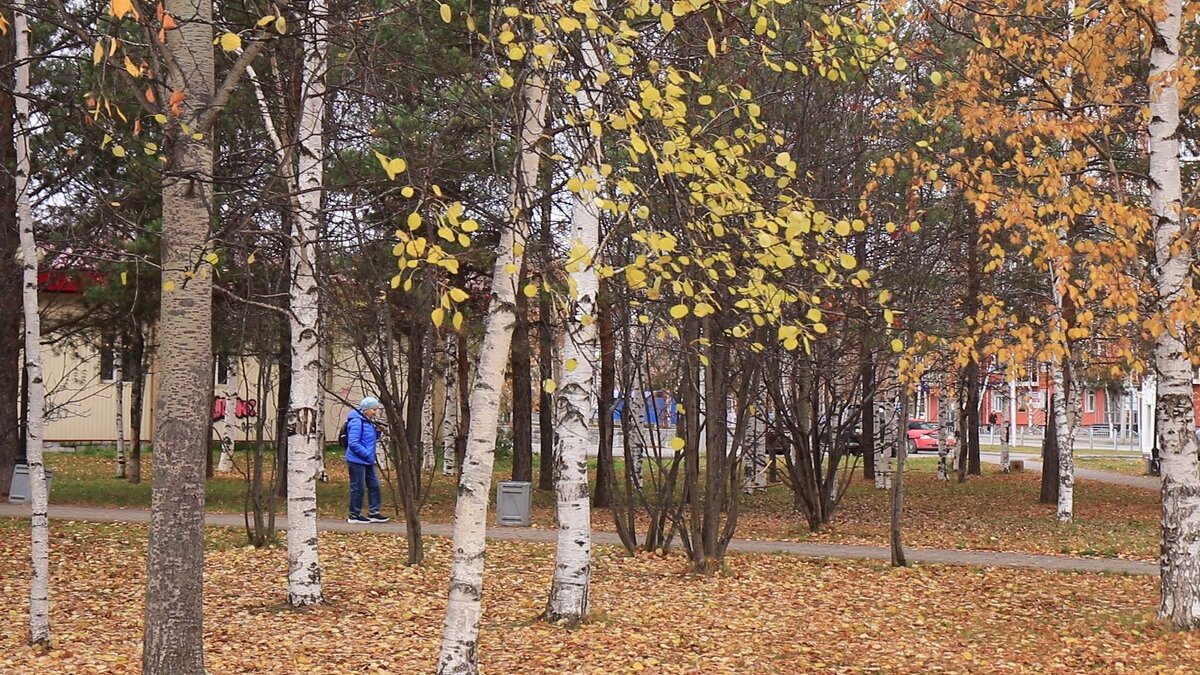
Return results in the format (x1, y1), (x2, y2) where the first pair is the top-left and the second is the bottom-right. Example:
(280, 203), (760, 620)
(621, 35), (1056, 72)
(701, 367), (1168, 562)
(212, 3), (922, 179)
(0, 520), (1194, 673)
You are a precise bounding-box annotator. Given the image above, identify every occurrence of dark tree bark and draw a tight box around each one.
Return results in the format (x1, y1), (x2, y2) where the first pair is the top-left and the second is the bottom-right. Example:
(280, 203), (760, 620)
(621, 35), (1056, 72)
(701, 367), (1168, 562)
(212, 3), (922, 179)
(965, 213), (983, 476)
(0, 32), (20, 496)
(405, 325), (425, 489)
(956, 393), (969, 483)
(455, 332), (469, 474)
(856, 231), (875, 482)
(510, 268), (533, 483)
(536, 185), (555, 491)
(592, 280), (615, 508)
(128, 328), (148, 484)
(274, 321), (291, 499)
(1040, 395), (1060, 504)
(891, 387), (910, 567)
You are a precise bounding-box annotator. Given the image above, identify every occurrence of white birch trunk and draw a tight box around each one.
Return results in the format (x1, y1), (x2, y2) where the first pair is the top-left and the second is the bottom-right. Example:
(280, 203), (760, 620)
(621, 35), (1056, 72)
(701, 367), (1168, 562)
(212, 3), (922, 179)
(437, 74), (549, 674)
(216, 363), (237, 472)
(442, 336), (458, 476)
(936, 404), (949, 482)
(875, 402), (893, 489)
(627, 381), (646, 490)
(15, 2), (49, 646)
(115, 353), (127, 479)
(285, 0), (329, 607)
(743, 404), (767, 493)
(1050, 354), (1077, 522)
(1002, 377), (1016, 473)
(545, 20), (609, 620)
(1149, 0), (1200, 629)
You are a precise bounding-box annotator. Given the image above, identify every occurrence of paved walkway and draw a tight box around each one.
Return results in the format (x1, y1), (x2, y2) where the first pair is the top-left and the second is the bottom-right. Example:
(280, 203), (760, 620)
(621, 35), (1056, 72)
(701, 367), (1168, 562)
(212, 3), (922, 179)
(0, 503), (1156, 577)
(979, 452), (1159, 490)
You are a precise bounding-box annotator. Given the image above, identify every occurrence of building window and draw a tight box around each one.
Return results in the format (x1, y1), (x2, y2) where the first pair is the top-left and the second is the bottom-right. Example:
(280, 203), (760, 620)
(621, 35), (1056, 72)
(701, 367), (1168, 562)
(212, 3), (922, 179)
(1085, 390), (1096, 413)
(992, 394), (1005, 412)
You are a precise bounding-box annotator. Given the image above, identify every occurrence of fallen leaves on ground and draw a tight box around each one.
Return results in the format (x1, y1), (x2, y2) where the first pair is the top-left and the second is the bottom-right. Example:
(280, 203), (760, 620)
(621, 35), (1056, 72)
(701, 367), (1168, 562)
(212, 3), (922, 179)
(0, 520), (1193, 673)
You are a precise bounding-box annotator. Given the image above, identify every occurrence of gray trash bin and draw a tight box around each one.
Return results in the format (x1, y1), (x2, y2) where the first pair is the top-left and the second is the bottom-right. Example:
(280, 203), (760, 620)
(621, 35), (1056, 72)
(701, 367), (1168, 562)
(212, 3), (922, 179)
(8, 463), (53, 504)
(496, 480), (532, 526)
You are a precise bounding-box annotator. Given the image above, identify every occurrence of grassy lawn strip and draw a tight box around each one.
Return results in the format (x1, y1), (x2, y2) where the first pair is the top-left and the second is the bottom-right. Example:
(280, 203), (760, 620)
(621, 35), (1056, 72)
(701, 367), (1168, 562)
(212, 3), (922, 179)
(0, 520), (1187, 674)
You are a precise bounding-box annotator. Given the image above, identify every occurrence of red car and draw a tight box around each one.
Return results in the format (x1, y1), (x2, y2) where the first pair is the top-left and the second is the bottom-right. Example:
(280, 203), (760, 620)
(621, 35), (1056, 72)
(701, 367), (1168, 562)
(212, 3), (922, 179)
(907, 420), (956, 453)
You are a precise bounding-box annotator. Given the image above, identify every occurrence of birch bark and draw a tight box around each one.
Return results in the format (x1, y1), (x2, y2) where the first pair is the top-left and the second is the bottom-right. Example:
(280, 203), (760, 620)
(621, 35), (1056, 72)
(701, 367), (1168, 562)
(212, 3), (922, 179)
(442, 335), (458, 475)
(15, 1), (49, 646)
(216, 362), (237, 472)
(437, 73), (548, 674)
(285, 0), (329, 606)
(1148, 0), (1200, 629)
(115, 347), (127, 479)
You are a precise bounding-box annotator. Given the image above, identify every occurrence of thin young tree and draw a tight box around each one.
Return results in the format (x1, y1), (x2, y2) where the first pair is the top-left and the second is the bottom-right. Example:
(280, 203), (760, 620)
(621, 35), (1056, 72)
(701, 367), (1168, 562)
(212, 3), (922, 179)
(285, 0), (330, 608)
(437, 71), (549, 674)
(15, 0), (50, 646)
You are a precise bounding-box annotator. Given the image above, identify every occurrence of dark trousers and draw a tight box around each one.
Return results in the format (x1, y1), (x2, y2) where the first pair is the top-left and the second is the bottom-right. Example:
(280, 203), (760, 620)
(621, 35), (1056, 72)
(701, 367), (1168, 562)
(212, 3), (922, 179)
(347, 461), (381, 517)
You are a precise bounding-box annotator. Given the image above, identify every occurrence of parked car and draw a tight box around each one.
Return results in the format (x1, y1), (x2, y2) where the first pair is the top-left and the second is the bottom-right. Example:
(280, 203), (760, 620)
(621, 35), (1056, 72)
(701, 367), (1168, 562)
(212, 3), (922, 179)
(907, 420), (956, 453)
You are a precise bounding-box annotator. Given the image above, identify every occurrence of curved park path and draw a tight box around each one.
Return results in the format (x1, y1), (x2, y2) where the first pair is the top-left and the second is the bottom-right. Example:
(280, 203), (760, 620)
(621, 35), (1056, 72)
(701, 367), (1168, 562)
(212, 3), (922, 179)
(0, 479), (1157, 577)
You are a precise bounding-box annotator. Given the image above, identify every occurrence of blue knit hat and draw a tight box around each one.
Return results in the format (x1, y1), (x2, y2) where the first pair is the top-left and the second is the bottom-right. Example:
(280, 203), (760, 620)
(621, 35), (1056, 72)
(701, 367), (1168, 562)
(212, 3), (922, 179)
(359, 396), (382, 410)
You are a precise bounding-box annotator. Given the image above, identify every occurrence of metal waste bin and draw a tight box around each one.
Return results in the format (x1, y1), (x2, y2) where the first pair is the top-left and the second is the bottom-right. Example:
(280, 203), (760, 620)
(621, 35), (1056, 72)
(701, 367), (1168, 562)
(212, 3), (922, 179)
(8, 463), (53, 504)
(496, 480), (532, 526)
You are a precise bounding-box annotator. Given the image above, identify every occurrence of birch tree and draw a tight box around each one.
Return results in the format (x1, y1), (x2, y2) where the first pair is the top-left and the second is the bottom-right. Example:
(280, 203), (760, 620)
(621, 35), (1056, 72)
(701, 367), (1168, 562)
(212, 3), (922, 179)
(437, 72), (549, 674)
(285, 0), (330, 607)
(216, 360), (237, 472)
(15, 0), (49, 646)
(1148, 0), (1200, 630)
(543, 3), (610, 625)
(114, 343), (127, 479)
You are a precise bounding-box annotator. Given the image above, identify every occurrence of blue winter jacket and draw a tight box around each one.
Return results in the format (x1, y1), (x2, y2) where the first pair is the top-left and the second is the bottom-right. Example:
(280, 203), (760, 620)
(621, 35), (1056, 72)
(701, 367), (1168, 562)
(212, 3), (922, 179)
(345, 409), (379, 466)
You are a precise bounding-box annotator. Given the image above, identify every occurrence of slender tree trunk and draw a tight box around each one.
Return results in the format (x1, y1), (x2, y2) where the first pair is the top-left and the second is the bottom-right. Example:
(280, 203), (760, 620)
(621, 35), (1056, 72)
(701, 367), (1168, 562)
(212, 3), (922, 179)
(890, 387), (909, 567)
(143, 1), (216, 670)
(1051, 357), (1077, 522)
(936, 401), (949, 482)
(441, 335), (458, 476)
(275, 320), (291, 499)
(966, 359), (982, 476)
(422, 335), (437, 473)
(1149, 0), (1200, 628)
(455, 332), (469, 475)
(857, 231), (875, 482)
(128, 328), (146, 484)
(537, 172), (556, 491)
(285, 0), (330, 607)
(1040, 400), (1060, 504)
(437, 73), (548, 675)
(15, 4), (49, 644)
(511, 272), (533, 483)
(592, 280), (615, 508)
(217, 361), (237, 472)
(0, 15), (20, 498)
(115, 347), (127, 479)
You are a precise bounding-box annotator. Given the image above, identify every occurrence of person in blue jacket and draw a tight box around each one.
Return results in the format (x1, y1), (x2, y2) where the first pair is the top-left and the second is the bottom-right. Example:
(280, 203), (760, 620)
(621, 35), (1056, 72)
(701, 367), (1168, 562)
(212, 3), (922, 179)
(346, 397), (388, 523)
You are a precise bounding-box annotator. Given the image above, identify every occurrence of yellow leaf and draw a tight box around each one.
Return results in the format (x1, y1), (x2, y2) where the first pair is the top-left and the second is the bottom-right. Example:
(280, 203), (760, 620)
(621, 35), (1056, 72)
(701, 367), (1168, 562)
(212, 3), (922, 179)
(660, 13), (675, 31)
(893, 56), (907, 71)
(523, 283), (538, 298)
(838, 252), (856, 269)
(440, 3), (452, 23)
(112, 145), (126, 158)
(93, 41), (104, 66)
(669, 304), (689, 319)
(693, 303), (713, 318)
(163, 280), (176, 292)
(432, 308), (445, 327)
(499, 71), (515, 89)
(565, 359), (578, 372)
(124, 56), (140, 78)
(120, 271), (128, 286)
(504, 263), (517, 274)
(671, 437), (685, 450)
(453, 311), (464, 330)
(110, 0), (134, 18)
(707, 36), (717, 57)
(930, 71), (943, 85)
(890, 338), (904, 352)
(256, 15), (275, 27)
(203, 252), (219, 265)
(390, 275), (402, 289)
(449, 288), (469, 303)
(219, 33), (242, 52)
(275, 16), (287, 34)
(543, 379), (557, 394)
(407, 212), (422, 230)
